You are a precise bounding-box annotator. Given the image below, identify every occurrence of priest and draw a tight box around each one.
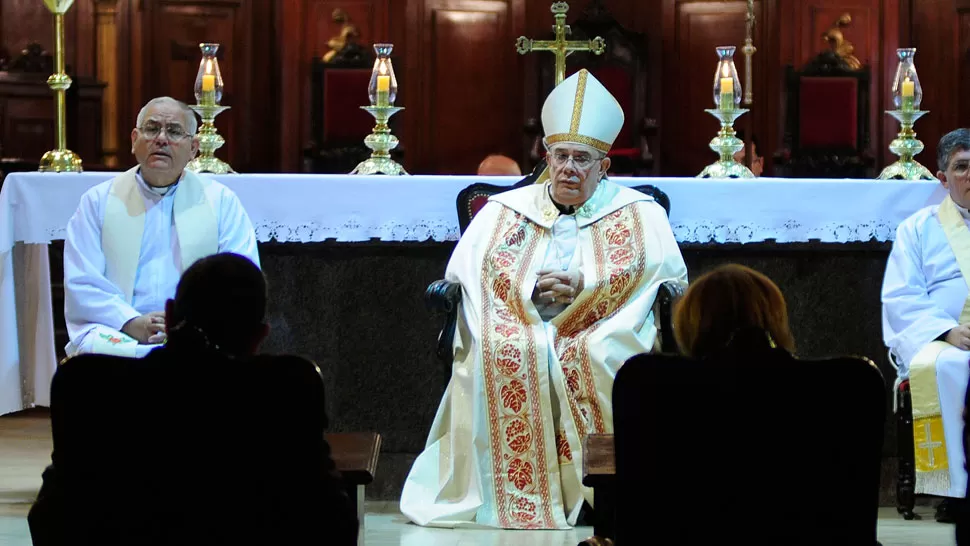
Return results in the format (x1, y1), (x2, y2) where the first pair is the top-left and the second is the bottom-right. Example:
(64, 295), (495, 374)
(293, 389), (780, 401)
(401, 70), (689, 530)
(883, 128), (970, 520)
(63, 96), (259, 358)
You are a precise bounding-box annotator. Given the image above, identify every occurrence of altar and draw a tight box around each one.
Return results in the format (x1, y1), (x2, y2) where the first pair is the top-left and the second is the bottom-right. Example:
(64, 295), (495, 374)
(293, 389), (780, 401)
(0, 171), (947, 500)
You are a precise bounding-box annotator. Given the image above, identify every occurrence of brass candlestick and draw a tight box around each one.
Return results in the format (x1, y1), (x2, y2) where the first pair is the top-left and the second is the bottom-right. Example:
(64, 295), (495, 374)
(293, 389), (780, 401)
(187, 101), (233, 174)
(351, 106), (407, 175)
(879, 48), (933, 180)
(877, 108), (934, 180)
(699, 46), (754, 179)
(39, 0), (82, 172)
(186, 43), (233, 174)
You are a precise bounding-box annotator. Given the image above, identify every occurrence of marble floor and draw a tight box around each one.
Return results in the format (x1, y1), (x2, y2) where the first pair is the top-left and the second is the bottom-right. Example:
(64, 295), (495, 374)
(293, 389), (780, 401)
(0, 409), (958, 546)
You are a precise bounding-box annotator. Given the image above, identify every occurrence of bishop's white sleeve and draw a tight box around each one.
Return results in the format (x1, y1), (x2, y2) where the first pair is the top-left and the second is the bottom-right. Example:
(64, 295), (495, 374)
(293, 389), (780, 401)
(882, 220), (958, 366)
(216, 189), (260, 269)
(64, 188), (141, 338)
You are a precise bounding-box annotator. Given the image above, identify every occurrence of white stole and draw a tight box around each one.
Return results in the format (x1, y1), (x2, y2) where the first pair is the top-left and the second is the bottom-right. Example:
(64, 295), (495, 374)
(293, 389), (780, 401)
(102, 166), (218, 303)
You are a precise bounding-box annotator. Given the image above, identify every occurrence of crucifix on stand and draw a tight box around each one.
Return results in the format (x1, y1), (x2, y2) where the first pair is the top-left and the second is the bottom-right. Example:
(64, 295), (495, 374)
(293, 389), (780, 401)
(516, 1), (606, 86)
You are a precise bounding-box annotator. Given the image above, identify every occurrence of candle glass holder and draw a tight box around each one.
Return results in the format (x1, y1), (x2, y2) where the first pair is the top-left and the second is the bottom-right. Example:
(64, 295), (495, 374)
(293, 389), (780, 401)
(712, 46), (742, 111)
(194, 43), (224, 106)
(187, 42), (233, 174)
(891, 48), (922, 111)
(353, 43), (407, 175)
(878, 48), (933, 180)
(699, 46), (753, 178)
(368, 44), (398, 107)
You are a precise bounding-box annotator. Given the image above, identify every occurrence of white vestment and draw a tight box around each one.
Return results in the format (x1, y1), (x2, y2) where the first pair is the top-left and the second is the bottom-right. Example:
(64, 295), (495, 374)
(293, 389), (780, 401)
(401, 180), (688, 529)
(64, 167), (260, 358)
(883, 198), (970, 497)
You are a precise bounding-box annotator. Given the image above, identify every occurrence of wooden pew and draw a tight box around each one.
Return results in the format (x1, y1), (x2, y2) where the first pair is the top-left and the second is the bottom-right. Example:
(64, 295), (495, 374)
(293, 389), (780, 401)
(581, 433), (616, 546)
(327, 432), (382, 545)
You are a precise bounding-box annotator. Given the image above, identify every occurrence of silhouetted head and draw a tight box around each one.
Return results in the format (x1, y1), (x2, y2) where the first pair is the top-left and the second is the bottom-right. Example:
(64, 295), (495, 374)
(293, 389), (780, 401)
(165, 253), (269, 357)
(674, 264), (794, 358)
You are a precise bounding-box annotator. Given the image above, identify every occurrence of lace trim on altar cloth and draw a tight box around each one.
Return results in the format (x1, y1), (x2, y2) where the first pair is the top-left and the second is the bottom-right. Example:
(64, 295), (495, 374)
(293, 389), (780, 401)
(43, 218), (898, 245)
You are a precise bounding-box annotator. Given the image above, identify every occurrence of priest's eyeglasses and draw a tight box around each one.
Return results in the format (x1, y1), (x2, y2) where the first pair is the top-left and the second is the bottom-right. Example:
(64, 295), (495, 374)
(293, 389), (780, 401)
(139, 122), (192, 141)
(549, 151), (602, 170)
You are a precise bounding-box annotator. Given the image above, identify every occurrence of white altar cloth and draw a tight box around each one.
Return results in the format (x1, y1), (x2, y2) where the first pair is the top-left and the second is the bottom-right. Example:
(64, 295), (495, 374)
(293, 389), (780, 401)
(0, 172), (947, 414)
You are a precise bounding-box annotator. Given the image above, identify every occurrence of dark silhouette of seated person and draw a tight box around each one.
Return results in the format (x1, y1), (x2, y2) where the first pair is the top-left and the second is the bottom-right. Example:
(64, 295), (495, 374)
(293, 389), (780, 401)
(673, 263), (795, 358)
(28, 252), (357, 546)
(614, 264), (883, 544)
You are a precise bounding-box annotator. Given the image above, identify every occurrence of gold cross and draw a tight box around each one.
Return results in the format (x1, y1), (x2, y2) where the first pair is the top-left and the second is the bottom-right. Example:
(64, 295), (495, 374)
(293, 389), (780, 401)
(516, 2), (606, 86)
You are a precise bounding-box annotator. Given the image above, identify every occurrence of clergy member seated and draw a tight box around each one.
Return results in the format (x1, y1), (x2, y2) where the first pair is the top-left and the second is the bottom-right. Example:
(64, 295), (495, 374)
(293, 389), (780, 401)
(733, 130), (764, 177)
(63, 96), (259, 358)
(401, 69), (689, 530)
(477, 153), (522, 176)
(28, 253), (357, 546)
(883, 128), (970, 522)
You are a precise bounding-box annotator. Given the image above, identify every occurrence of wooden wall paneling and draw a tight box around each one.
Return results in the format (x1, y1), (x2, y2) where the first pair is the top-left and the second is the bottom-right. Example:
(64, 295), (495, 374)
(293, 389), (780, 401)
(142, 0), (251, 171)
(907, 0), (959, 176)
(245, 0), (277, 172)
(415, 0), (522, 174)
(278, 0), (391, 173)
(661, 0), (765, 177)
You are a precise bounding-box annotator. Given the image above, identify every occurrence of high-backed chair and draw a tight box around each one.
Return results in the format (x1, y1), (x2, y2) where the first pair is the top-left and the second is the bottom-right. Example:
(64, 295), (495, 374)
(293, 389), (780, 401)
(775, 51), (873, 178)
(36, 352), (360, 545)
(426, 168), (682, 384)
(523, 0), (656, 176)
(612, 350), (885, 544)
(304, 44), (400, 174)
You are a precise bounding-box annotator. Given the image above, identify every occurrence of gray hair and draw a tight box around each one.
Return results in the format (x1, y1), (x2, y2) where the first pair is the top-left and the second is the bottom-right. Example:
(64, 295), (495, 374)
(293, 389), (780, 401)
(136, 97), (198, 135)
(937, 128), (970, 172)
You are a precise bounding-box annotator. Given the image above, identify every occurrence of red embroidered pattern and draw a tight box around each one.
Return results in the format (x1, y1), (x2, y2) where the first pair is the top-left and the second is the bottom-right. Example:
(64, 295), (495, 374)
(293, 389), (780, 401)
(555, 206), (647, 440)
(479, 208), (556, 529)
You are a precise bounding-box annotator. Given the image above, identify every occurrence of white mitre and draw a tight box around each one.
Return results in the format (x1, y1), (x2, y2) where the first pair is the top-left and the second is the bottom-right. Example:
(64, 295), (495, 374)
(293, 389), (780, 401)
(541, 69), (624, 154)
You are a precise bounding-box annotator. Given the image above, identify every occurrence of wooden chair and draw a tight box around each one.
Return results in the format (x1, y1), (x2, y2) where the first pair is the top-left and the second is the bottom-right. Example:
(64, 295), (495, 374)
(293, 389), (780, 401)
(608, 348), (885, 544)
(426, 166), (682, 385)
(327, 432), (382, 546)
(40, 352), (363, 545)
(523, 0), (656, 176)
(775, 51), (874, 178)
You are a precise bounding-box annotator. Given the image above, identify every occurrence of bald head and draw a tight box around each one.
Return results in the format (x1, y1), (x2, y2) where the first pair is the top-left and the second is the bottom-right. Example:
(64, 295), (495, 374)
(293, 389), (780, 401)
(477, 154), (522, 176)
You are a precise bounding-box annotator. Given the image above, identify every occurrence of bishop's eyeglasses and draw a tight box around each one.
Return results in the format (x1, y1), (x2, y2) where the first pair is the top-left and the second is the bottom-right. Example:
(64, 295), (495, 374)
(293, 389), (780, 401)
(549, 150), (603, 170)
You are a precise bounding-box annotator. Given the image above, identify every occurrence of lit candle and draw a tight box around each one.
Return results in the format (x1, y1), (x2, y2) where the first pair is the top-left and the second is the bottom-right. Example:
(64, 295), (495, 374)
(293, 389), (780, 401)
(901, 77), (915, 111)
(719, 77), (734, 110)
(202, 74), (215, 92)
(376, 75), (390, 107)
(901, 77), (915, 98)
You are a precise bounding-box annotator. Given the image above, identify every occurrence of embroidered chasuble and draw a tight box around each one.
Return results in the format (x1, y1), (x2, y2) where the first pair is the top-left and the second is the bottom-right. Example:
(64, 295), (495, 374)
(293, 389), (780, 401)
(64, 166), (260, 358)
(883, 195), (970, 497)
(400, 180), (688, 529)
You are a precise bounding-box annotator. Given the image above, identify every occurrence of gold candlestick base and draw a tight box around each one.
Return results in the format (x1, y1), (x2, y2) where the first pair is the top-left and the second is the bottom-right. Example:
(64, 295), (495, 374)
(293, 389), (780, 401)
(39, 149), (82, 172)
(186, 103), (234, 174)
(351, 105), (408, 175)
(698, 107), (755, 179)
(877, 109), (934, 180)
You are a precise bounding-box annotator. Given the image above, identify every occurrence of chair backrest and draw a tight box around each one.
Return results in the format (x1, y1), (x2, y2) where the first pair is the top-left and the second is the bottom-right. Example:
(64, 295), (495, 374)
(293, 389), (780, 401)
(457, 165), (671, 235)
(48, 350), (350, 545)
(783, 52), (870, 155)
(306, 49), (386, 173)
(612, 350), (885, 544)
